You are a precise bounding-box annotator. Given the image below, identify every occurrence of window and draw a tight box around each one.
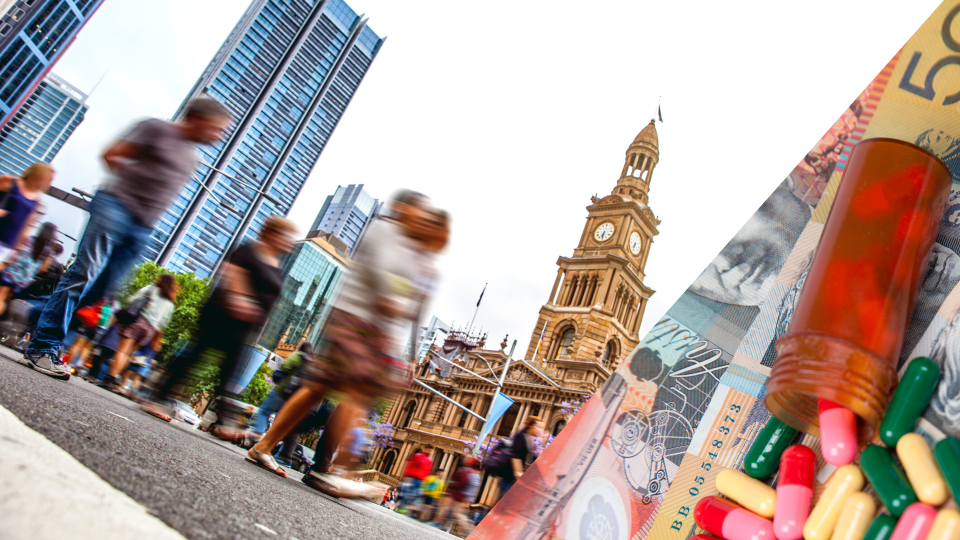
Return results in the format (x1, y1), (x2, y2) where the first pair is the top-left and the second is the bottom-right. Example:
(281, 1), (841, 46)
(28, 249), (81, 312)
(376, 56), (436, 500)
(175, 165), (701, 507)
(554, 328), (574, 360)
(0, 24), (9, 36)
(457, 403), (473, 429)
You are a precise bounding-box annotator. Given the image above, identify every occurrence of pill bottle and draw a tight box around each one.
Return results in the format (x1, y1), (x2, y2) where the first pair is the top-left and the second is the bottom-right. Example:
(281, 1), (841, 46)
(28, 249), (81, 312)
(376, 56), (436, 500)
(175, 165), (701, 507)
(766, 138), (951, 442)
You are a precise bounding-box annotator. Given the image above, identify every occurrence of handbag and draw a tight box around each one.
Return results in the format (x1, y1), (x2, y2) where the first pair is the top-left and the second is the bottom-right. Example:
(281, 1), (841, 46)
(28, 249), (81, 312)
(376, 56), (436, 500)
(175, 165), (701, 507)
(115, 287), (153, 326)
(76, 300), (103, 328)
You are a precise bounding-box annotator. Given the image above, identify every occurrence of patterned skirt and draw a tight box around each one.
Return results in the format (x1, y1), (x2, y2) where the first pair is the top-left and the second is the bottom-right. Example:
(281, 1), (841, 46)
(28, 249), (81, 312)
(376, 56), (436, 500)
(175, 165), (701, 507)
(303, 308), (408, 397)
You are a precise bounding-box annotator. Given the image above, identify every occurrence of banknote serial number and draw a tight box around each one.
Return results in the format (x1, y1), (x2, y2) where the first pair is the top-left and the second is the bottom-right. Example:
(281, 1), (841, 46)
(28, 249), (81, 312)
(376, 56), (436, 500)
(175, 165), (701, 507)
(669, 403), (742, 532)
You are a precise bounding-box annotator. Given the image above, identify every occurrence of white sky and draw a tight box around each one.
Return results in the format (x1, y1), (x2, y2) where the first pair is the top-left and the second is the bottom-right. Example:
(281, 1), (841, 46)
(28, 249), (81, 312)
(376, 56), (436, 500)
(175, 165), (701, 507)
(42, 0), (943, 356)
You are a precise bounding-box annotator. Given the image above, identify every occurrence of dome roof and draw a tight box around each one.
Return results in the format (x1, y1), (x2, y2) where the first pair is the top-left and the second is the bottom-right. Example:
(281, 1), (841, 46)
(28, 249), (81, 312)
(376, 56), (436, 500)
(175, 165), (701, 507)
(633, 120), (659, 149)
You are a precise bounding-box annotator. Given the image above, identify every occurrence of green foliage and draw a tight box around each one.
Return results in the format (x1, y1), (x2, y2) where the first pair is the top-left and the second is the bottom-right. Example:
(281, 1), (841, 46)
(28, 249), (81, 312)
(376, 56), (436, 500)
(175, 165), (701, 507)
(118, 262), (210, 365)
(240, 361), (272, 407)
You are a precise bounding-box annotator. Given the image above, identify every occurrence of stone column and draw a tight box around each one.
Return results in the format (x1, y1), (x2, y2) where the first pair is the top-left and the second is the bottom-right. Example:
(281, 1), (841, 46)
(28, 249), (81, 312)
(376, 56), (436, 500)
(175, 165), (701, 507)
(549, 268), (564, 304)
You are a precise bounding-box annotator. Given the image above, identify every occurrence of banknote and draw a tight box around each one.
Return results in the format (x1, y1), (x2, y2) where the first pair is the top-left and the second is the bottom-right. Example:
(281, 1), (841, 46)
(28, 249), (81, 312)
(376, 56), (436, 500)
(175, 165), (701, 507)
(471, 2), (960, 539)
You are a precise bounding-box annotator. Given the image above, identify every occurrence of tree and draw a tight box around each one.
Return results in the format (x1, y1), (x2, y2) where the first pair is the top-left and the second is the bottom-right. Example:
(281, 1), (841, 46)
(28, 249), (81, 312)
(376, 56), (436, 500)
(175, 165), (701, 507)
(240, 360), (273, 407)
(118, 262), (211, 365)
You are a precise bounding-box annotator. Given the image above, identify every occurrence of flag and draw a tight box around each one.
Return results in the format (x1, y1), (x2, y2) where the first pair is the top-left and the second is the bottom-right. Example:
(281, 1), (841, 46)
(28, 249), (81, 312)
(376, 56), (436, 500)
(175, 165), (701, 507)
(476, 283), (487, 307)
(474, 391), (515, 455)
(658, 105), (663, 122)
(533, 323), (547, 358)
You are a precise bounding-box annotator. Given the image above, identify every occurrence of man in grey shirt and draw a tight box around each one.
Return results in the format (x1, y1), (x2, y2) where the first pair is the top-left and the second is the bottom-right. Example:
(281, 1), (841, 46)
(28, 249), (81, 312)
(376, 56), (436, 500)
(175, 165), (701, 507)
(24, 98), (230, 379)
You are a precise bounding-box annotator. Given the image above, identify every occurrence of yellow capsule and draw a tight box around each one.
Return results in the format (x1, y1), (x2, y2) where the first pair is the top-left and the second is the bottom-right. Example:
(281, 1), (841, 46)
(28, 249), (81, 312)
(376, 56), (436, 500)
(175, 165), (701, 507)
(928, 509), (960, 540)
(897, 433), (948, 506)
(715, 468), (777, 518)
(804, 465), (865, 540)
(829, 492), (876, 540)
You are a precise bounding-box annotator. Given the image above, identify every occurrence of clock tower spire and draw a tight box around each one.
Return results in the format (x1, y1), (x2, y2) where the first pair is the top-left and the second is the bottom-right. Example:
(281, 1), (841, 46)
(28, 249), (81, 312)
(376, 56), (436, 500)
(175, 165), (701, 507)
(524, 121), (661, 390)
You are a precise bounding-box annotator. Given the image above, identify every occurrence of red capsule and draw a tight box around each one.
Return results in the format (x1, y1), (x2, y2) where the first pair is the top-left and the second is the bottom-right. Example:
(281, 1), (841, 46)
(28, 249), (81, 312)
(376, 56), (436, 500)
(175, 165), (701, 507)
(695, 496), (776, 540)
(774, 445), (816, 540)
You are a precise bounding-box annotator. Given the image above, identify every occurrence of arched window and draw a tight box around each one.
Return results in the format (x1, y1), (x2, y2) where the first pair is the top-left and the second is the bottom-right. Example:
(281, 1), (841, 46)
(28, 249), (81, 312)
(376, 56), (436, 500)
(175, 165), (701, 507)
(552, 419), (567, 436)
(401, 400), (417, 429)
(457, 403), (473, 428)
(602, 340), (618, 369)
(554, 328), (575, 360)
(380, 449), (397, 474)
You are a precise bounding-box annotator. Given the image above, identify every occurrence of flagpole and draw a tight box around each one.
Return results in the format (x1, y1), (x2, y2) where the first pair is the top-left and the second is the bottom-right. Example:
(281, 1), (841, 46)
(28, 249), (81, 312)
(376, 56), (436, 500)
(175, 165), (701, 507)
(468, 283), (487, 333)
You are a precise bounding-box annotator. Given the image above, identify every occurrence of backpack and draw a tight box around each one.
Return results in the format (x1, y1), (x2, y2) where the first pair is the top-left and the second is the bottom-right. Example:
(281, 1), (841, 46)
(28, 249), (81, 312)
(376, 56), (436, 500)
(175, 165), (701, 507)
(481, 438), (514, 471)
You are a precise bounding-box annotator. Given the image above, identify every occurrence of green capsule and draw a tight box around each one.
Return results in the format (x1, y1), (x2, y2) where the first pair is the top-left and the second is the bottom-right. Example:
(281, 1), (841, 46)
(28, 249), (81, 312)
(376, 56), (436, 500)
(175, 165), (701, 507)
(862, 514), (898, 540)
(879, 357), (941, 448)
(860, 445), (918, 517)
(934, 437), (960, 499)
(742, 415), (798, 479)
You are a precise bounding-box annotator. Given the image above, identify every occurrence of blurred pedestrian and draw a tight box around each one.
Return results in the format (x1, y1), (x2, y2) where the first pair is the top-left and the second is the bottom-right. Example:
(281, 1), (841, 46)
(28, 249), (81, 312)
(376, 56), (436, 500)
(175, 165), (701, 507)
(101, 274), (178, 389)
(67, 294), (114, 371)
(143, 216), (296, 435)
(248, 342), (314, 439)
(396, 445), (433, 513)
(492, 415), (543, 502)
(119, 334), (161, 396)
(0, 222), (58, 314)
(248, 191), (444, 486)
(431, 458), (481, 537)
(0, 163), (54, 264)
(418, 468), (445, 521)
(22, 98), (230, 379)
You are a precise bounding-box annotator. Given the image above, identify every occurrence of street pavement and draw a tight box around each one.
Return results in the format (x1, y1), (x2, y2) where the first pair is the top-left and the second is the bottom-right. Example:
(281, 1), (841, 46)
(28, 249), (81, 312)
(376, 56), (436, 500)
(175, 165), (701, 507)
(0, 346), (452, 540)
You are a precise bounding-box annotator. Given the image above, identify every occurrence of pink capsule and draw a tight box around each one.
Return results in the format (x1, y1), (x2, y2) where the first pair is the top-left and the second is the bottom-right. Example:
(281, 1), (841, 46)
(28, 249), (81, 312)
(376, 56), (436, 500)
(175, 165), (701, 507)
(890, 503), (938, 540)
(818, 399), (858, 466)
(774, 445), (815, 540)
(695, 496), (775, 540)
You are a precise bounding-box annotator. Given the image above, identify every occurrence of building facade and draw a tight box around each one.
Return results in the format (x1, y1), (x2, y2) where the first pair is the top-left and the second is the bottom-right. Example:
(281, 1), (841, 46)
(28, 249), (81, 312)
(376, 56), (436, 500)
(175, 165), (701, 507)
(259, 235), (348, 355)
(310, 183), (381, 253)
(0, 72), (86, 175)
(368, 121), (662, 507)
(0, 0), (103, 128)
(149, 0), (383, 278)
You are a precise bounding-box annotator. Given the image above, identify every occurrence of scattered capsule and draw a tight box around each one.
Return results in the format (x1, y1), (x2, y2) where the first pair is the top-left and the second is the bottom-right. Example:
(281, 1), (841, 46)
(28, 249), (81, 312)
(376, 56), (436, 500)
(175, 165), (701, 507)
(860, 445), (918, 517)
(890, 503), (937, 540)
(928, 509), (960, 540)
(863, 515), (898, 540)
(718, 468), (777, 519)
(691, 536), (721, 540)
(745, 416), (800, 479)
(818, 399), (858, 467)
(695, 496), (776, 540)
(934, 438), (960, 499)
(774, 445), (815, 540)
(804, 465), (865, 540)
(879, 357), (940, 447)
(829, 492), (876, 540)
(897, 433), (948, 506)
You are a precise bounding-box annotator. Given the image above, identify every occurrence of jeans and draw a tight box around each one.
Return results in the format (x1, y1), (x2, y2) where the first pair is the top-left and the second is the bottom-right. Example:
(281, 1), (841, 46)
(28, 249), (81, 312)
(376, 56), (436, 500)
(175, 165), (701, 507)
(27, 192), (153, 354)
(249, 389), (285, 434)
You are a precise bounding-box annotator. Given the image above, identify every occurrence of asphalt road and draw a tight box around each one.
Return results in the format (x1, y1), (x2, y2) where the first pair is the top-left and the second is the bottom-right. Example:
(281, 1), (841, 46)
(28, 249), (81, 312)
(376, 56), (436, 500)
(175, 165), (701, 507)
(0, 347), (451, 540)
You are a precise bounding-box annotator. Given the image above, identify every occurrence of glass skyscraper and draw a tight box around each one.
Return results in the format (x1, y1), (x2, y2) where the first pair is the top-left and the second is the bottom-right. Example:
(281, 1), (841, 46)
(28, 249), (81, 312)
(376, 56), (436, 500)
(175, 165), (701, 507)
(0, 0), (104, 128)
(310, 183), (380, 253)
(149, 0), (384, 278)
(0, 72), (86, 175)
(259, 236), (347, 352)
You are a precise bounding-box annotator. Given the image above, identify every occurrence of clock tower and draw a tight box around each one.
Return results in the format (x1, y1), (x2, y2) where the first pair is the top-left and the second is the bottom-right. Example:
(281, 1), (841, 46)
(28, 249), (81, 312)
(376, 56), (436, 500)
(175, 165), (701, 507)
(525, 120), (661, 388)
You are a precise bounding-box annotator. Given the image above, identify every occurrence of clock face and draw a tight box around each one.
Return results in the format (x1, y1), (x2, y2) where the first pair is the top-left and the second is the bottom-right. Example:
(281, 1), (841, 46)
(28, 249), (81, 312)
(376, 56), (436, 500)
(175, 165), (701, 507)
(630, 232), (642, 255)
(594, 223), (615, 242)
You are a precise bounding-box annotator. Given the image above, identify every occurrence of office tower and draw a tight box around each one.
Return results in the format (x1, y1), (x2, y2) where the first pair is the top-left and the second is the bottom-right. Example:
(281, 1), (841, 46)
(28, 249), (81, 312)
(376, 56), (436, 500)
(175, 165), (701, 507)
(148, 0), (384, 278)
(401, 315), (450, 362)
(310, 183), (380, 253)
(259, 235), (348, 353)
(0, 72), (87, 175)
(0, 0), (104, 128)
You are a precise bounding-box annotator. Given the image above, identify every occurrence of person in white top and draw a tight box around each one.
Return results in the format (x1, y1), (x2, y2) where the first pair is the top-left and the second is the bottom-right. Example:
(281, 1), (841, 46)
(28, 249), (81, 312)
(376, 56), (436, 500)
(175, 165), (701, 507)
(103, 274), (178, 387)
(247, 191), (449, 490)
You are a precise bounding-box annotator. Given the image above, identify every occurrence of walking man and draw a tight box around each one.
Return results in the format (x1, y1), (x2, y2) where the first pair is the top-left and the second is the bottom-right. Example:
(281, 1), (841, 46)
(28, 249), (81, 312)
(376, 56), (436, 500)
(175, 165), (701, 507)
(24, 98), (230, 379)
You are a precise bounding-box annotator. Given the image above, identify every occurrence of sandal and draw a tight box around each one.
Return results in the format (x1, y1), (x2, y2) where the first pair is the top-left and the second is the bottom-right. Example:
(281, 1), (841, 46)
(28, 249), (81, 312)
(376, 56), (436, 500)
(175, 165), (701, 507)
(302, 472), (345, 498)
(246, 446), (287, 477)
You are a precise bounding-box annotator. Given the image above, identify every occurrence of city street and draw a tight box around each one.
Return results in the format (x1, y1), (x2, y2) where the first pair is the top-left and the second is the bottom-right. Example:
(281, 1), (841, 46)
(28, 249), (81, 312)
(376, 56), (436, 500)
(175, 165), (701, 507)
(0, 346), (450, 540)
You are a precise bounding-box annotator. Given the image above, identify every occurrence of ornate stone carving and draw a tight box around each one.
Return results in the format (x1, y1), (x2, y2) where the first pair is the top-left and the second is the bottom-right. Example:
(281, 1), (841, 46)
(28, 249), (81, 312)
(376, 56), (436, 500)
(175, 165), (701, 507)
(568, 370), (585, 380)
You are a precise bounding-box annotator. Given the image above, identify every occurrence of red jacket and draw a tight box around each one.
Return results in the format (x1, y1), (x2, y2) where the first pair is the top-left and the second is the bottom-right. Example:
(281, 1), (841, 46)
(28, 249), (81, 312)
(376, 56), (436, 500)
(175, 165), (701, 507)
(403, 451), (432, 480)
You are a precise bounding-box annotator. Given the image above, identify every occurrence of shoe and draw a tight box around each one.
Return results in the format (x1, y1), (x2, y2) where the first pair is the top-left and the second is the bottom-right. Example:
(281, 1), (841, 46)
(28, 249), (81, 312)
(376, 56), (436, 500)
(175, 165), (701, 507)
(26, 351), (70, 379)
(302, 472), (344, 498)
(141, 401), (174, 422)
(246, 446), (287, 477)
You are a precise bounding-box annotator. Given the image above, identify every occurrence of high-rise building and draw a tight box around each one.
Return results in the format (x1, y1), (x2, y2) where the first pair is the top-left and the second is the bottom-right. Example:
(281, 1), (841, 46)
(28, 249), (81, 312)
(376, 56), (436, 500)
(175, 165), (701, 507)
(400, 315), (451, 362)
(310, 183), (381, 253)
(0, 0), (104, 128)
(149, 0), (384, 278)
(259, 235), (348, 355)
(0, 72), (87, 175)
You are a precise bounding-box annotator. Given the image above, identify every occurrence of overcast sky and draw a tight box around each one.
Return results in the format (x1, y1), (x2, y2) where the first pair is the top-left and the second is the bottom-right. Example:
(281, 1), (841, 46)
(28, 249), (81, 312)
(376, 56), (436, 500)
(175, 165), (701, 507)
(43, 0), (943, 356)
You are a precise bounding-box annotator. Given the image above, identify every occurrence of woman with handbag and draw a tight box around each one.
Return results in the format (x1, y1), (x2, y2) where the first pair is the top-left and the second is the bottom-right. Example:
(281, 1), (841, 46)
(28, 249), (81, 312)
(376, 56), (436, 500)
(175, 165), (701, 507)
(0, 222), (58, 315)
(101, 274), (177, 389)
